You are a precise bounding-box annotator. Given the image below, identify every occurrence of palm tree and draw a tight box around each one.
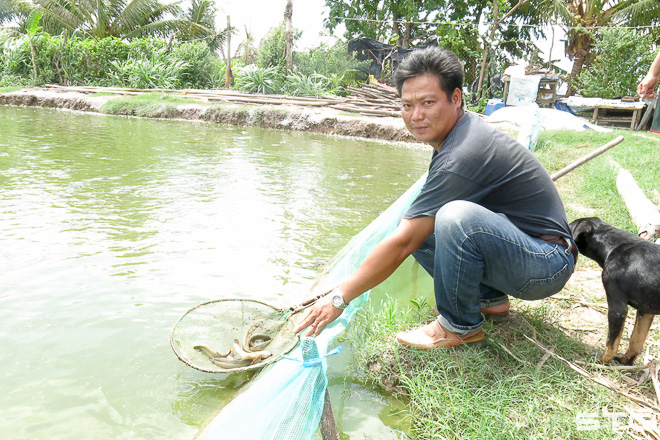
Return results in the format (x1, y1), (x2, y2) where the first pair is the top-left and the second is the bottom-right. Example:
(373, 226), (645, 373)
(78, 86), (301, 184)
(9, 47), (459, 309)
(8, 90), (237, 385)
(0, 0), (31, 28)
(31, 0), (199, 40)
(549, 0), (660, 95)
(177, 0), (226, 51)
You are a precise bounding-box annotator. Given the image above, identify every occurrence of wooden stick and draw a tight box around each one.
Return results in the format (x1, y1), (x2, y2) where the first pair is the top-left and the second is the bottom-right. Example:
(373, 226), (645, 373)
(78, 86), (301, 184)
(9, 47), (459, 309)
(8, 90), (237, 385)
(550, 135), (625, 181)
(651, 360), (660, 406)
(320, 389), (340, 440)
(524, 335), (660, 412)
(614, 163), (660, 241)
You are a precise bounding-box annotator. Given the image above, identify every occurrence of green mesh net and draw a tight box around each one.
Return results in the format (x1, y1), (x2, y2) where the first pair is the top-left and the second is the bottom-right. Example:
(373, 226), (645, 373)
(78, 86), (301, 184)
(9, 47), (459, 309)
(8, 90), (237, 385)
(192, 172), (428, 440)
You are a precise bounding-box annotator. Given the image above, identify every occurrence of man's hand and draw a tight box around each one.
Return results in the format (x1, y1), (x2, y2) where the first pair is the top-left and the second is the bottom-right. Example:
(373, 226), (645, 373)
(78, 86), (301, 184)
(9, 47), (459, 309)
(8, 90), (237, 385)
(292, 294), (343, 337)
(638, 73), (659, 99)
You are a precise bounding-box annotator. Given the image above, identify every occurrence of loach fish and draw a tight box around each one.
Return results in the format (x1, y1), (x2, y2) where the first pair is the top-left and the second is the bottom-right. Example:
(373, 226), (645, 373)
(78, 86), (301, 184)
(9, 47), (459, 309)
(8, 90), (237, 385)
(232, 339), (273, 365)
(194, 331), (274, 371)
(209, 357), (251, 369)
(194, 344), (231, 359)
(248, 333), (272, 351)
(241, 326), (273, 353)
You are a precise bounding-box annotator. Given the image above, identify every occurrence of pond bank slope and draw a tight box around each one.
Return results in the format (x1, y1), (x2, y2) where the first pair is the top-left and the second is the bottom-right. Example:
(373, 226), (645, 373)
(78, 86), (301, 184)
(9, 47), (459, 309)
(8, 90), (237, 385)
(0, 87), (417, 143)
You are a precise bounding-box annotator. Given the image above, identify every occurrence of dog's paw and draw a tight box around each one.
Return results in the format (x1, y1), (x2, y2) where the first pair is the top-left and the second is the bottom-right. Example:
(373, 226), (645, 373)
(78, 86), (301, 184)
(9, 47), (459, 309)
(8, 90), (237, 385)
(613, 354), (637, 366)
(599, 353), (616, 364)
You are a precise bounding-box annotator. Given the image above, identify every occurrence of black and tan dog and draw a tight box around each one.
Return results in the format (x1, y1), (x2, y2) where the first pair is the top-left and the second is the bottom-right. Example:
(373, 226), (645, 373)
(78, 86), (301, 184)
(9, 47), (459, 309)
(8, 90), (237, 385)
(570, 217), (660, 365)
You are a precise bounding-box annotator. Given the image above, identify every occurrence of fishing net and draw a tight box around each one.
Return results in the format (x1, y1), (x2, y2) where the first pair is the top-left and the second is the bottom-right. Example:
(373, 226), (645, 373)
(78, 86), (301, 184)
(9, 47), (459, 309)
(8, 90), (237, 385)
(170, 299), (301, 373)
(191, 172), (428, 440)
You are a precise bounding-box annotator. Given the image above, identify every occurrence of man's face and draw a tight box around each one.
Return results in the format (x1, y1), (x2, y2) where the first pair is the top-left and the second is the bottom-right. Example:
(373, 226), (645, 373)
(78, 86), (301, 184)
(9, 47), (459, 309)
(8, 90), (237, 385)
(401, 74), (463, 151)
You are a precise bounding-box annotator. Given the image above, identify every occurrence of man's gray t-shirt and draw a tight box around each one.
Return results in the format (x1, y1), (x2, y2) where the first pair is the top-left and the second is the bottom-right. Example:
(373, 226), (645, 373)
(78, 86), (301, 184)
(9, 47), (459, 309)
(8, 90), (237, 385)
(404, 112), (570, 239)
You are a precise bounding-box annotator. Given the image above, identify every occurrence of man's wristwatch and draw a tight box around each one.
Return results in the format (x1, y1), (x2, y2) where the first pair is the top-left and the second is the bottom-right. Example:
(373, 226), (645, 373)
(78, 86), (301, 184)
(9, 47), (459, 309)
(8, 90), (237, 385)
(331, 291), (347, 310)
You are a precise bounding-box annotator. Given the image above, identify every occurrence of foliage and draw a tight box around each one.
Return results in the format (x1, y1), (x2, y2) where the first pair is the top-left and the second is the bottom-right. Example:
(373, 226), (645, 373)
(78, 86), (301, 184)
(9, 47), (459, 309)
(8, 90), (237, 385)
(34, 0), (190, 40)
(0, 0), (31, 27)
(256, 22), (301, 71)
(576, 28), (656, 98)
(234, 41), (373, 96)
(294, 41), (368, 86)
(109, 58), (189, 89)
(546, 0), (660, 95)
(234, 64), (280, 94)
(324, 0), (542, 95)
(235, 26), (257, 65)
(466, 95), (488, 114)
(324, 0), (446, 48)
(257, 23), (287, 71)
(283, 71), (333, 97)
(168, 40), (223, 88)
(0, 32), (222, 88)
(176, 0), (226, 52)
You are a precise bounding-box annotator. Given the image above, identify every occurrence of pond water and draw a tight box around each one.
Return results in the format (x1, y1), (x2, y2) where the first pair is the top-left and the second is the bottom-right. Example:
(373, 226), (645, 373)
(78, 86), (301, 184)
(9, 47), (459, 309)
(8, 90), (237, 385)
(0, 105), (433, 439)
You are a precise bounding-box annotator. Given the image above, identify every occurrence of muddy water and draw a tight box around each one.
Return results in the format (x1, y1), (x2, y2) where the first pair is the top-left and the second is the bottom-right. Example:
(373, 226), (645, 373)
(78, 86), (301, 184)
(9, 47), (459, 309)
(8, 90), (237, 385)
(0, 105), (432, 439)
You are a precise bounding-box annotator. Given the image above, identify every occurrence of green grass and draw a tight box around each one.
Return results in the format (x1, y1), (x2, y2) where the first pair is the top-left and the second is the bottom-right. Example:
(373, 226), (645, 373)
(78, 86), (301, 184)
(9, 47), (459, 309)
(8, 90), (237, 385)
(351, 299), (652, 440)
(0, 86), (25, 93)
(350, 128), (660, 439)
(536, 128), (660, 231)
(100, 92), (197, 118)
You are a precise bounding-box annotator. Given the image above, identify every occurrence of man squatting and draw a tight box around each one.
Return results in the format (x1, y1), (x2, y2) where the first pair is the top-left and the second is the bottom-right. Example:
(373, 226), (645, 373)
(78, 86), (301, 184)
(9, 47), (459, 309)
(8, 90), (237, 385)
(293, 47), (577, 349)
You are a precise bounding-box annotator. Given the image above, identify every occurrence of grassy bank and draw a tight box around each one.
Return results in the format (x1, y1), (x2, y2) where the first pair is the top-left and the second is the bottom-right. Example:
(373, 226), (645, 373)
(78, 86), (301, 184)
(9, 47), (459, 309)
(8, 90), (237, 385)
(350, 128), (660, 440)
(100, 93), (198, 118)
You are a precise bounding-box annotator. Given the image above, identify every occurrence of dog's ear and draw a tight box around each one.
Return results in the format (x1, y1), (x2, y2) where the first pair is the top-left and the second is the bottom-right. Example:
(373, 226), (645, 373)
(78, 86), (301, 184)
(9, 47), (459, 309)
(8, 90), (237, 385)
(570, 218), (594, 241)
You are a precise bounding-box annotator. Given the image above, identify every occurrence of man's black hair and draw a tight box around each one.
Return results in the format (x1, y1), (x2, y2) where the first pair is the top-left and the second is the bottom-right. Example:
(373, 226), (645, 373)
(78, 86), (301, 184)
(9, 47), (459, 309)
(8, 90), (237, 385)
(393, 47), (464, 99)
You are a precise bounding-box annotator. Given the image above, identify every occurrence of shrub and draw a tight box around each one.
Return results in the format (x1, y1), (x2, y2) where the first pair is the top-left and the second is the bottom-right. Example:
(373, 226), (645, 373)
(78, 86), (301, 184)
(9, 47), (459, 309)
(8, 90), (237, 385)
(168, 41), (217, 89)
(577, 28), (656, 98)
(0, 33), (29, 76)
(294, 41), (368, 86)
(234, 64), (281, 94)
(109, 57), (189, 89)
(0, 33), (224, 89)
(283, 71), (332, 97)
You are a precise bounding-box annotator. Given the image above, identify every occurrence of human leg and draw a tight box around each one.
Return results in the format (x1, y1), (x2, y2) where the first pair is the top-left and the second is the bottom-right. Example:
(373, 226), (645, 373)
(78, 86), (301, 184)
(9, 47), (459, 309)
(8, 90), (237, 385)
(429, 200), (574, 336)
(413, 235), (510, 314)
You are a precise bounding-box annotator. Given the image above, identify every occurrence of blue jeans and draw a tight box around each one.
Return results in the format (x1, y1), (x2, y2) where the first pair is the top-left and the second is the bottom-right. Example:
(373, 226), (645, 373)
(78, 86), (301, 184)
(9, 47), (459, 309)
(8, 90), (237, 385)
(412, 201), (575, 336)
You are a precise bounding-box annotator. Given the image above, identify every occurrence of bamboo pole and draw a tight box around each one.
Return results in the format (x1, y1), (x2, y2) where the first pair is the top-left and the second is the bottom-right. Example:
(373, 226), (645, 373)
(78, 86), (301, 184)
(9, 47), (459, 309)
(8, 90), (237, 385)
(550, 135), (625, 181)
(225, 16), (233, 88)
(613, 162), (660, 241)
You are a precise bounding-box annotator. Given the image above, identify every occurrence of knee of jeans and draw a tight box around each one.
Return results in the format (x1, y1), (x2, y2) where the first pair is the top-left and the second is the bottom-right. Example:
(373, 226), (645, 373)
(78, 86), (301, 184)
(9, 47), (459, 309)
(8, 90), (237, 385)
(435, 201), (483, 234)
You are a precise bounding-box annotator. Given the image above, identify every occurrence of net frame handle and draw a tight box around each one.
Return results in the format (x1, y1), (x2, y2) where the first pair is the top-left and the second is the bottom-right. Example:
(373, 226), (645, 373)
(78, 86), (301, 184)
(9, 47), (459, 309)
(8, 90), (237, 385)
(288, 286), (337, 314)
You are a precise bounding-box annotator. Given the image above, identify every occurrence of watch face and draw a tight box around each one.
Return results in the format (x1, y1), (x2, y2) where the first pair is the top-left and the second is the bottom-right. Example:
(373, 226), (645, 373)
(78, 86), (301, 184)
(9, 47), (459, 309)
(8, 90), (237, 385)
(332, 295), (343, 309)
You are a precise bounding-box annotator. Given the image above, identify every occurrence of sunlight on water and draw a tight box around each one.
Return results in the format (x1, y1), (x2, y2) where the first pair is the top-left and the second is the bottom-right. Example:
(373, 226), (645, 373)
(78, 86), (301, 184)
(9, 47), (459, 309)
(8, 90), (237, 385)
(0, 106), (431, 439)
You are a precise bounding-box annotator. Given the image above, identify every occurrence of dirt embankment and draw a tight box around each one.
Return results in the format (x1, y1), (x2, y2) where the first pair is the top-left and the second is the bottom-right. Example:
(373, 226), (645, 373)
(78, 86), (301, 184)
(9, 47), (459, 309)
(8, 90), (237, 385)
(0, 87), (418, 143)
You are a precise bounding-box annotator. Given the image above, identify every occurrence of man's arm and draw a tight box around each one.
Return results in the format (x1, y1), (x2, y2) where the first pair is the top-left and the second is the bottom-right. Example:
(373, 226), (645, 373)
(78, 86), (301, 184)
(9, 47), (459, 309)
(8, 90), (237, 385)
(293, 216), (435, 336)
(638, 50), (660, 98)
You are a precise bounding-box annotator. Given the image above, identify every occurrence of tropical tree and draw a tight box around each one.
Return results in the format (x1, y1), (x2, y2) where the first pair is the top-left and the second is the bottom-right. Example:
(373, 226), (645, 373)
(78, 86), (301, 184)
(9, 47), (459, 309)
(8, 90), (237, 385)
(577, 27), (655, 97)
(25, 9), (42, 81)
(28, 0), (201, 40)
(324, 0), (446, 48)
(176, 0), (226, 52)
(548, 0), (660, 95)
(0, 0), (31, 29)
(235, 26), (257, 65)
(324, 0), (545, 97)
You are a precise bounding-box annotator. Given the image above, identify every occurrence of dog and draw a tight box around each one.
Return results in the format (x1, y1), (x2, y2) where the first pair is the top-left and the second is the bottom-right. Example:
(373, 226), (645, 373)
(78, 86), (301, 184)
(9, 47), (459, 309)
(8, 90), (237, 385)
(570, 217), (660, 365)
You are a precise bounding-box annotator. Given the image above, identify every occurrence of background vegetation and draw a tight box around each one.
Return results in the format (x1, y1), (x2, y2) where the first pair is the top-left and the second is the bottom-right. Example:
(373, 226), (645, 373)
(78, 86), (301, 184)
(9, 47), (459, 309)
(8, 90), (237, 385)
(1, 0), (659, 100)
